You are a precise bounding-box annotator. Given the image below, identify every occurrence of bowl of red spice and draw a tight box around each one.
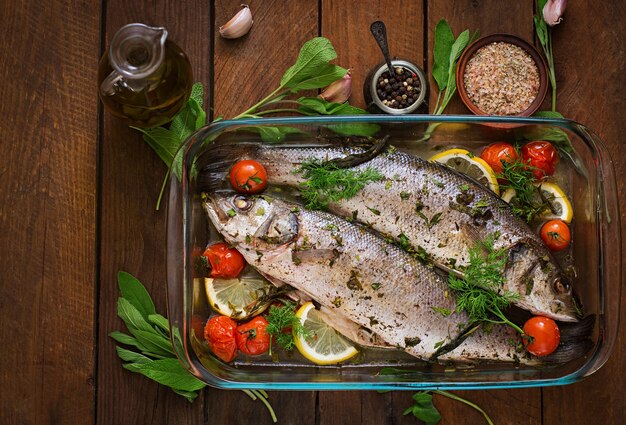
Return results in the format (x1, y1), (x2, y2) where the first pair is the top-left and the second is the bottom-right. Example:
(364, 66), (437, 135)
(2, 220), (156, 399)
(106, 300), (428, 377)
(456, 34), (548, 117)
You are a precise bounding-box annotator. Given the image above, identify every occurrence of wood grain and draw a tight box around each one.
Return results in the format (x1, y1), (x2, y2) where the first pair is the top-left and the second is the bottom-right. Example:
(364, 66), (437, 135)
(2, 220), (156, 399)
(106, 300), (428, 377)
(321, 0), (425, 108)
(0, 0), (99, 424)
(206, 1), (319, 423)
(542, 0), (626, 422)
(96, 1), (210, 424)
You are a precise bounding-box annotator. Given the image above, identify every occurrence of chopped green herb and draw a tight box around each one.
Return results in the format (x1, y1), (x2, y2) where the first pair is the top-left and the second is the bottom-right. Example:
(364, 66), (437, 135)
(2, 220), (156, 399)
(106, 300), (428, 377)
(400, 191), (411, 200)
(432, 307), (452, 317)
(256, 207), (266, 216)
(371, 282), (382, 290)
(296, 159), (383, 210)
(385, 180), (393, 190)
(367, 206), (381, 215)
(227, 209), (237, 217)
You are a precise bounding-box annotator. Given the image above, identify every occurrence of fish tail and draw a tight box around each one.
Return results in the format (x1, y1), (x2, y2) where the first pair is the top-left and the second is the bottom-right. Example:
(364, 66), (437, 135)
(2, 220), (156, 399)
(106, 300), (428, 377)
(198, 143), (260, 191)
(543, 314), (596, 363)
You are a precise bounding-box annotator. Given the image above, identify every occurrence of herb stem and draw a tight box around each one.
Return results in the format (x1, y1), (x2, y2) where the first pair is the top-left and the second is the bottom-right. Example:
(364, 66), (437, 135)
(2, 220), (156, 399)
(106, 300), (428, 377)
(252, 390), (278, 423)
(487, 306), (526, 336)
(233, 87), (288, 119)
(256, 108), (306, 116)
(433, 390), (494, 425)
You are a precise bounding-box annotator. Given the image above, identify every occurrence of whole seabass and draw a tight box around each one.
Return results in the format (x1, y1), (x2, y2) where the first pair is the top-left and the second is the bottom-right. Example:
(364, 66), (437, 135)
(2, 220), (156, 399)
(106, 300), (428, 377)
(202, 143), (579, 322)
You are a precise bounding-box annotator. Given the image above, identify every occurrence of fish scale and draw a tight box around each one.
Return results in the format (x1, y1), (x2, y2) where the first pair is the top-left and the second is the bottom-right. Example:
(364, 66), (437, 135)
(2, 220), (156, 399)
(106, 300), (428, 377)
(251, 144), (578, 322)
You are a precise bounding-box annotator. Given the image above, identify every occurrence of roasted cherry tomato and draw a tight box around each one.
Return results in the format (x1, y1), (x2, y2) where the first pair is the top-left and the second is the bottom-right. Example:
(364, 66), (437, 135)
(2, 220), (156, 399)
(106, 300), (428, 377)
(203, 242), (245, 278)
(521, 141), (559, 180)
(540, 219), (571, 252)
(204, 315), (238, 362)
(230, 160), (268, 194)
(522, 316), (561, 357)
(235, 316), (270, 356)
(480, 142), (518, 175)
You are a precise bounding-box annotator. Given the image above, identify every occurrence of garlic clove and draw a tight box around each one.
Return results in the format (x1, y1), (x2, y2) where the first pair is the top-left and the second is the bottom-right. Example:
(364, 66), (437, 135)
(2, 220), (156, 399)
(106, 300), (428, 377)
(219, 4), (253, 39)
(319, 71), (352, 104)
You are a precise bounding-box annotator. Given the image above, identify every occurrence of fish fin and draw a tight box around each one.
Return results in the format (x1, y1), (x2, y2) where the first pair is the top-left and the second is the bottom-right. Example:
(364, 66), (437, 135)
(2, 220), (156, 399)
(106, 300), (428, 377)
(318, 306), (391, 348)
(326, 135), (389, 168)
(198, 143), (261, 192)
(542, 314), (596, 364)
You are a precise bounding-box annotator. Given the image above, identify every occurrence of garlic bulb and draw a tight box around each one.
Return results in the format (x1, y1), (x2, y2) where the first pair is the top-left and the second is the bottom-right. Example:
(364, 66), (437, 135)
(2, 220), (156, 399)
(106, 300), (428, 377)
(219, 5), (253, 39)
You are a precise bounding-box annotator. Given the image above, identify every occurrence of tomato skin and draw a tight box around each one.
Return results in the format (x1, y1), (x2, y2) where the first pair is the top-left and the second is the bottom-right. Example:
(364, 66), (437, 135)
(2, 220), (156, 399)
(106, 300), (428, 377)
(522, 316), (561, 357)
(521, 141), (559, 180)
(203, 242), (245, 278)
(480, 142), (518, 175)
(229, 160), (268, 194)
(540, 220), (571, 252)
(236, 316), (270, 356)
(204, 315), (238, 362)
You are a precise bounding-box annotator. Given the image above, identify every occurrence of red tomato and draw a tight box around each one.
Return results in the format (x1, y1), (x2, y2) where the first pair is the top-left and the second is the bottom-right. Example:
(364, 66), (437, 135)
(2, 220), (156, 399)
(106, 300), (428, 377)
(522, 316), (561, 356)
(235, 316), (270, 356)
(229, 160), (268, 194)
(540, 220), (571, 252)
(480, 142), (518, 175)
(204, 315), (238, 362)
(521, 141), (559, 180)
(203, 242), (245, 278)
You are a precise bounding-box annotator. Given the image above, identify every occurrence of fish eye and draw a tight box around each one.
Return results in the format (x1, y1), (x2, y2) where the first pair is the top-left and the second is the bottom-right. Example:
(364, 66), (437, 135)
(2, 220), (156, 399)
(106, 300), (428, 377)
(232, 195), (253, 211)
(553, 278), (570, 294)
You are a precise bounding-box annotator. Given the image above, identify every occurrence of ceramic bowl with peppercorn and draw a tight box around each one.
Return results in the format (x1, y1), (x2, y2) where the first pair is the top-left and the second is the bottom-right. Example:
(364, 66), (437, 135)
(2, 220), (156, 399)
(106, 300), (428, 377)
(364, 59), (428, 115)
(456, 34), (548, 117)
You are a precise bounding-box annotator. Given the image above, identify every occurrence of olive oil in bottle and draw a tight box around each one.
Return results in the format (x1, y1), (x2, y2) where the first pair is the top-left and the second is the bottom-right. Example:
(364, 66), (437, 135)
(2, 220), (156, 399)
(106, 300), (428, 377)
(98, 23), (193, 128)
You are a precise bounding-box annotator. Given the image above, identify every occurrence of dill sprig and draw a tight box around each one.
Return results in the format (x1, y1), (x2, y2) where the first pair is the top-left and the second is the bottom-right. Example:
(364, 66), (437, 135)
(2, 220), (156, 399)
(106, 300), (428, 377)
(296, 159), (383, 210)
(265, 302), (307, 353)
(448, 233), (524, 335)
(498, 158), (551, 223)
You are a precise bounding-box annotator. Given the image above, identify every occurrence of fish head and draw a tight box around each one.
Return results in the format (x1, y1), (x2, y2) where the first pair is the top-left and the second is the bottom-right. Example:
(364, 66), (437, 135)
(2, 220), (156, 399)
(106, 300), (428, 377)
(204, 192), (299, 253)
(513, 246), (579, 322)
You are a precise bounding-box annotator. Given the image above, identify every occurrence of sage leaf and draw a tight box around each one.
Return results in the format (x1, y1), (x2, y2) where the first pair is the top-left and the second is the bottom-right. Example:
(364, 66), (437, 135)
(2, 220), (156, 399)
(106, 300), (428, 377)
(133, 126), (180, 169)
(280, 37), (342, 89)
(131, 329), (175, 357)
(533, 15), (548, 46)
(132, 358), (206, 392)
(432, 19), (455, 91)
(297, 97), (380, 137)
(109, 331), (146, 350)
(148, 313), (171, 335)
(404, 392), (442, 425)
(115, 346), (152, 365)
(117, 297), (155, 334)
(287, 63), (347, 92)
(117, 271), (156, 320)
(173, 388), (200, 403)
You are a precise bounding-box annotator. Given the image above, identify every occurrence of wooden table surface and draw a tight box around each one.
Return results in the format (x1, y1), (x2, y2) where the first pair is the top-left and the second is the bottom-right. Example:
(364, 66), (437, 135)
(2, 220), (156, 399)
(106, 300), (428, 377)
(1, 0), (624, 424)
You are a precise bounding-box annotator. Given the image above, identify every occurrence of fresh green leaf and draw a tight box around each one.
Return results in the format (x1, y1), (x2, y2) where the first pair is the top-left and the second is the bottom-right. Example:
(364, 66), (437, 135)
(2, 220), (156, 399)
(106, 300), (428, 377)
(533, 110), (565, 119)
(131, 358), (207, 392)
(109, 331), (145, 350)
(117, 297), (155, 334)
(432, 19), (455, 90)
(441, 29), (470, 108)
(148, 313), (171, 335)
(280, 37), (342, 89)
(131, 329), (175, 357)
(172, 388), (200, 403)
(403, 392), (442, 425)
(296, 97), (380, 137)
(117, 271), (156, 320)
(133, 126), (180, 169)
(287, 64), (347, 92)
(518, 111), (573, 153)
(115, 346), (153, 365)
(533, 15), (548, 47)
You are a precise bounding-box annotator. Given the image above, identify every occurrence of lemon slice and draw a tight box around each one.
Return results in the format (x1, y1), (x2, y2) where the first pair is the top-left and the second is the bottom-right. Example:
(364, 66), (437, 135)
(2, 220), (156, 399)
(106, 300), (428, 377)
(294, 302), (358, 365)
(431, 148), (500, 195)
(500, 182), (573, 223)
(204, 277), (273, 320)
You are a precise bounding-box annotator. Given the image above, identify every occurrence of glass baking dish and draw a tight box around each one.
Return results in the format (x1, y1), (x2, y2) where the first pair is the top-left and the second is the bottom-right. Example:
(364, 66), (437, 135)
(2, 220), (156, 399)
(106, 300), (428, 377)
(166, 115), (620, 390)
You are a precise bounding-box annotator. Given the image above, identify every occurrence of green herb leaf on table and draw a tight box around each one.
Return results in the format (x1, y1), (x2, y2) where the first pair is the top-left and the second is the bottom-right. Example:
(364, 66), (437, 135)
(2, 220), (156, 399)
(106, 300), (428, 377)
(432, 19), (456, 91)
(403, 391), (442, 425)
(110, 271), (277, 421)
(280, 37), (345, 90)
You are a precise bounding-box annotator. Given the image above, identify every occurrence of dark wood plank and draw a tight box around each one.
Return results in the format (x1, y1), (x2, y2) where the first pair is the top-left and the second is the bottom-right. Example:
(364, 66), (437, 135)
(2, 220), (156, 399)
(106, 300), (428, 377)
(321, 0), (425, 108)
(0, 0), (99, 424)
(542, 0), (626, 423)
(423, 1), (543, 424)
(97, 1), (210, 424)
(206, 1), (319, 423)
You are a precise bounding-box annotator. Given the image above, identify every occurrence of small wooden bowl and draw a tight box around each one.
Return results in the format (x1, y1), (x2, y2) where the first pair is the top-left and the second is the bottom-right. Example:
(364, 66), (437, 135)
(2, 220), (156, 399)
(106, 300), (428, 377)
(456, 34), (548, 117)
